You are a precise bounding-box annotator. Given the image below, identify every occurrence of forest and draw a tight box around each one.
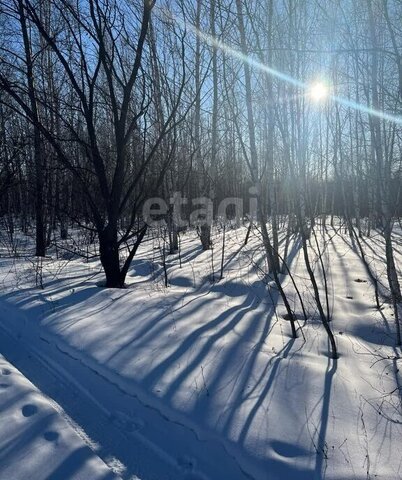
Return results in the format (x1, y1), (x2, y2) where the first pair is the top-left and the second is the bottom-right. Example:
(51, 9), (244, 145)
(0, 1), (401, 479)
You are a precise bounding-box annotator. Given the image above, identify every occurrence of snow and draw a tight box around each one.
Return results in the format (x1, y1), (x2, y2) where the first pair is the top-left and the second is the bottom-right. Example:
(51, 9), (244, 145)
(0, 354), (120, 480)
(0, 221), (401, 479)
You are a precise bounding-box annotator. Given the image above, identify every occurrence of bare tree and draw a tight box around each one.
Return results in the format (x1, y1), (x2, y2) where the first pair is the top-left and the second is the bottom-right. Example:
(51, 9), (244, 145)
(0, 0), (188, 287)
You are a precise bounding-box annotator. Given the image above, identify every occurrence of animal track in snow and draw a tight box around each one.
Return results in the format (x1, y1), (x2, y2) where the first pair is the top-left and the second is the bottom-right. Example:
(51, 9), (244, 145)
(22, 404), (38, 417)
(44, 431), (59, 442)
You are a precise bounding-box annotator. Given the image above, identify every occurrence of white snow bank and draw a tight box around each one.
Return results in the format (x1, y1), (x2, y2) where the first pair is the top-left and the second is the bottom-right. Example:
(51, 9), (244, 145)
(0, 354), (120, 480)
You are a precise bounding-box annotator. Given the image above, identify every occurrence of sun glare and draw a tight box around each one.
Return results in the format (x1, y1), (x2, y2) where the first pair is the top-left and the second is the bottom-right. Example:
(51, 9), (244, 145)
(309, 81), (329, 102)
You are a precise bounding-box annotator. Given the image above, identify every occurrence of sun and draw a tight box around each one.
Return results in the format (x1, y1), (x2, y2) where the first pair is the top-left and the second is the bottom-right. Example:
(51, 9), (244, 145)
(309, 81), (329, 102)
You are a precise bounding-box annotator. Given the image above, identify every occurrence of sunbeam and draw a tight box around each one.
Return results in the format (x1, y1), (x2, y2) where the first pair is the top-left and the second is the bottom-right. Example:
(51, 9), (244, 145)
(162, 7), (402, 125)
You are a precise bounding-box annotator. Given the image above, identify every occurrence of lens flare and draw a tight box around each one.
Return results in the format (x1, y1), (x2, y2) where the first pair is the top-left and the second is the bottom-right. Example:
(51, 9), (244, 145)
(309, 82), (328, 102)
(157, 6), (402, 125)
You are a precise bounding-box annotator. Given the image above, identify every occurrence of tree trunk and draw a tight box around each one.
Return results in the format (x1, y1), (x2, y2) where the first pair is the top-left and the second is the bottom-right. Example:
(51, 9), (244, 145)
(236, 0), (297, 338)
(18, 0), (46, 257)
(200, 224), (212, 250)
(99, 225), (123, 288)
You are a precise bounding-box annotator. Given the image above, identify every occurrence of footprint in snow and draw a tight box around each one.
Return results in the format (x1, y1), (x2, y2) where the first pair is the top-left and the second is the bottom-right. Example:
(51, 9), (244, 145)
(1, 368), (11, 376)
(44, 431), (59, 442)
(22, 404), (38, 417)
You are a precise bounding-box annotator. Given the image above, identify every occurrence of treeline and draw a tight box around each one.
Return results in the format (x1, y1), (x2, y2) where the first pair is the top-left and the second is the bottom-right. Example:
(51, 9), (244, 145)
(0, 1), (401, 350)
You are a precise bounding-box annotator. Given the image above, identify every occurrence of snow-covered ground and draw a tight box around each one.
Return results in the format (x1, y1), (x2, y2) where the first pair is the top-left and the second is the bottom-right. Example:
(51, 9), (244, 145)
(0, 221), (401, 479)
(0, 353), (120, 480)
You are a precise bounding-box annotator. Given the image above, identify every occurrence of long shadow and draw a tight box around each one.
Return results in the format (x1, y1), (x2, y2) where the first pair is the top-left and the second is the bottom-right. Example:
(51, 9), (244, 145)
(221, 243), (246, 274)
(163, 298), (261, 400)
(0, 226), (308, 479)
(238, 337), (296, 445)
(2, 268), (103, 301)
(217, 292), (279, 437)
(174, 244), (204, 264)
(0, 415), (53, 463)
(1, 284), (111, 331)
(339, 228), (391, 297)
(284, 234), (303, 269)
(0, 329), (145, 480)
(46, 446), (116, 480)
(376, 309), (402, 422)
(109, 238), (301, 369)
(359, 235), (386, 262)
(106, 290), (222, 367)
(325, 228), (352, 298)
(326, 227), (397, 342)
(314, 355), (338, 480)
(142, 230), (304, 398)
(359, 232), (402, 267)
(153, 229), (301, 384)
(282, 231), (299, 267)
(144, 290), (260, 392)
(116, 248), (249, 353)
(240, 231), (302, 286)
